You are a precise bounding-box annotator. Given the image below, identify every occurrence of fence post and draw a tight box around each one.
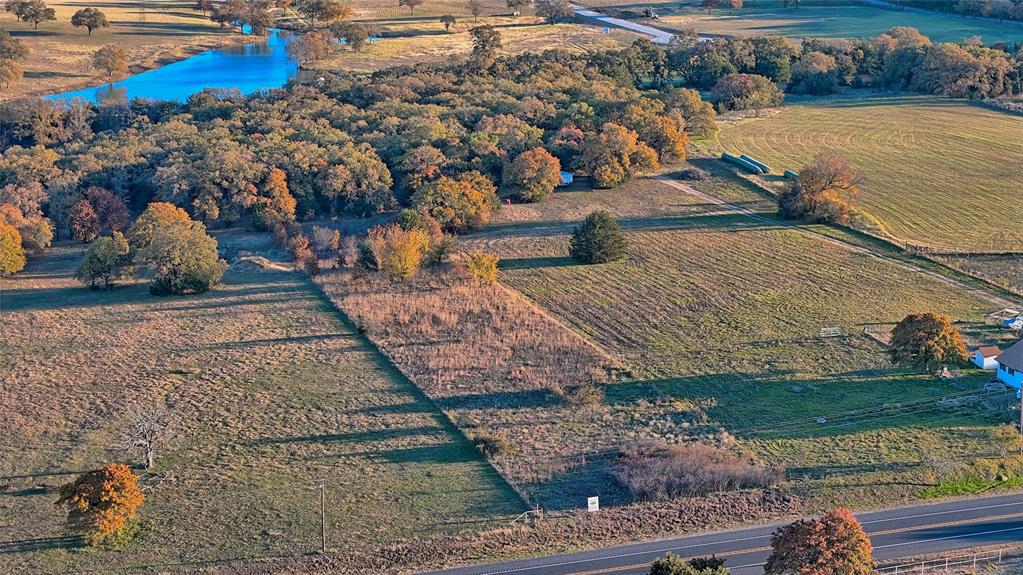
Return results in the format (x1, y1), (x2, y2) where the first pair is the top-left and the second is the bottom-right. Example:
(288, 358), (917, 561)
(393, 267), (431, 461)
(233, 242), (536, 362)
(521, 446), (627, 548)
(944, 557), (949, 572)
(999, 549), (1003, 563)
(974, 553), (978, 568)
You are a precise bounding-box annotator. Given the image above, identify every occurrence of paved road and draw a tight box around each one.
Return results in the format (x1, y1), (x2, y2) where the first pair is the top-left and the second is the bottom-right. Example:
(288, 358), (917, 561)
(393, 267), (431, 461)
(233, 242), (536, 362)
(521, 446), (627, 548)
(425, 492), (1023, 575)
(570, 4), (681, 44)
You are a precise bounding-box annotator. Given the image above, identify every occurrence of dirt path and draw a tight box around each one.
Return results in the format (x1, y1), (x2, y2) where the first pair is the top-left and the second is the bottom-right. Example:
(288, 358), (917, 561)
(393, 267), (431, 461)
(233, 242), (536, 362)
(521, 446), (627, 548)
(654, 175), (1021, 310)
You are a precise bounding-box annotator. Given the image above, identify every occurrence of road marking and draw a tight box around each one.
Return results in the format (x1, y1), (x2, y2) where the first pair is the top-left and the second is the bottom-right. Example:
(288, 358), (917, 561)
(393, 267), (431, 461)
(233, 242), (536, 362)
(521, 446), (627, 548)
(453, 511), (1023, 575)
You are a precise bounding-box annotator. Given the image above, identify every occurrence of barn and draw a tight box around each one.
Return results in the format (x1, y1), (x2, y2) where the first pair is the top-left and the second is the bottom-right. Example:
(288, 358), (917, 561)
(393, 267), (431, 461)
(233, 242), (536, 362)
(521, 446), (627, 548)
(995, 340), (1023, 389)
(973, 345), (1001, 370)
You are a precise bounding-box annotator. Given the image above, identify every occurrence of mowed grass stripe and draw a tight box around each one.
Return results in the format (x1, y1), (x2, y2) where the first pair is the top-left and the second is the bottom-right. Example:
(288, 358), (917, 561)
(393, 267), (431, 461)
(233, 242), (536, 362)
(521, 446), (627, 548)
(717, 98), (1023, 252)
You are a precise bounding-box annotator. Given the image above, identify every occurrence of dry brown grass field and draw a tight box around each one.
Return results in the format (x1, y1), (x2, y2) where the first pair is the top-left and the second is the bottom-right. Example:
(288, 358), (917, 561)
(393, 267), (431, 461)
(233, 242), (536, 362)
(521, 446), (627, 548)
(0, 232), (522, 574)
(1, 0), (247, 98)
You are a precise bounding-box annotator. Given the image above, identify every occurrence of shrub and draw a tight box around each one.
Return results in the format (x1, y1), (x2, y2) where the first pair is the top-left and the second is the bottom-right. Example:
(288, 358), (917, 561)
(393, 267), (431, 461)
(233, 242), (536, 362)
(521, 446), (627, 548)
(677, 167), (708, 181)
(650, 553), (729, 575)
(311, 225), (337, 253)
(471, 431), (517, 458)
(778, 152), (859, 225)
(364, 224), (430, 280)
(612, 442), (781, 501)
(55, 464), (144, 546)
(561, 384), (604, 408)
(570, 210), (627, 264)
(465, 251), (499, 286)
(76, 231), (131, 289)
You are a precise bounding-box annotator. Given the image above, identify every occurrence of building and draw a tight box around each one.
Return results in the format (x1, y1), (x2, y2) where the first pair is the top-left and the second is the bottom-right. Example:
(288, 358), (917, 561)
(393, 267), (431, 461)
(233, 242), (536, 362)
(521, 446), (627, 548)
(559, 171), (573, 186)
(973, 345), (1001, 370)
(995, 340), (1023, 389)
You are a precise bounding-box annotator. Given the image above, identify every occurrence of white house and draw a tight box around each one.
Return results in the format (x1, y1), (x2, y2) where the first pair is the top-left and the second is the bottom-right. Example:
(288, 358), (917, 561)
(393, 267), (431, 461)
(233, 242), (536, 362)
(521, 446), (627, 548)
(995, 340), (1023, 389)
(973, 345), (1001, 370)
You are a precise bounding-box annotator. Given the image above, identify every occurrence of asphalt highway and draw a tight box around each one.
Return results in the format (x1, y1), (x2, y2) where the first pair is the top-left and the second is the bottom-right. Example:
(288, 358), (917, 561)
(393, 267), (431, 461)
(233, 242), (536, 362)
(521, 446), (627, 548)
(425, 492), (1023, 575)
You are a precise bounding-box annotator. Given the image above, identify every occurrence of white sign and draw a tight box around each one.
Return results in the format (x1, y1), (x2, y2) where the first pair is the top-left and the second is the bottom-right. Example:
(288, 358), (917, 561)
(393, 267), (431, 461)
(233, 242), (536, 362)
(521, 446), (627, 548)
(587, 496), (599, 512)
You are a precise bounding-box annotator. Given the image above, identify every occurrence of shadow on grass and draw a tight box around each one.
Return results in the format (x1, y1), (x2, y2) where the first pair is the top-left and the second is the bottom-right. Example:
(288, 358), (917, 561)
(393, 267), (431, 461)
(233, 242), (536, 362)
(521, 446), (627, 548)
(0, 535), (81, 554)
(257, 425), (443, 446)
(498, 256), (577, 270)
(437, 389), (563, 411)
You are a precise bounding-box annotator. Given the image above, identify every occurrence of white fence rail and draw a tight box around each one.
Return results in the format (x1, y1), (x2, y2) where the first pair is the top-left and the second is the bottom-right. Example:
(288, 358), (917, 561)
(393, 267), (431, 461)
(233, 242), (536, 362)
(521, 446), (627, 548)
(876, 548), (1022, 574)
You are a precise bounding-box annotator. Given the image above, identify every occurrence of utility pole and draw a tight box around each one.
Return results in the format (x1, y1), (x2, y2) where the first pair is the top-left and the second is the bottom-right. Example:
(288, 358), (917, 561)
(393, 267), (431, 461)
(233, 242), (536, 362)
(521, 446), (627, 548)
(1018, 387), (1022, 456)
(319, 479), (327, 553)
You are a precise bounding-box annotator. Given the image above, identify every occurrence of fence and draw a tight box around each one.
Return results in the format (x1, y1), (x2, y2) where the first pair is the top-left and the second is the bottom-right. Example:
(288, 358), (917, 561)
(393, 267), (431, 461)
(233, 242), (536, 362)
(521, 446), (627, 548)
(876, 548), (1023, 574)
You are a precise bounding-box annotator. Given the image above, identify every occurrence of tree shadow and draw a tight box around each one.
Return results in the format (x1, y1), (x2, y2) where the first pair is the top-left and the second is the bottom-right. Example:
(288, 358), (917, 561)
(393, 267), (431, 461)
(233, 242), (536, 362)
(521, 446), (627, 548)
(436, 389), (563, 411)
(0, 535), (81, 554)
(498, 256), (577, 270)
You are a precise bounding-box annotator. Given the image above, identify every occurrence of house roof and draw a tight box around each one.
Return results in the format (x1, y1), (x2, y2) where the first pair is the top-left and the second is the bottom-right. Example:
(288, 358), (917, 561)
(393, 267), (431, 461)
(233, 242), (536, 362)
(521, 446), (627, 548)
(996, 340), (1023, 371)
(977, 345), (1001, 357)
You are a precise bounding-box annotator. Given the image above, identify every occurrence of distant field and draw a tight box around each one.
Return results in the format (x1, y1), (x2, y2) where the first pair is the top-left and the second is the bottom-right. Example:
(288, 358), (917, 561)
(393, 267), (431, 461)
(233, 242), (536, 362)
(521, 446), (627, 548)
(487, 205), (1017, 506)
(935, 253), (1023, 296)
(644, 1), (1023, 43)
(0, 233), (521, 573)
(1, 0), (245, 98)
(717, 98), (1023, 252)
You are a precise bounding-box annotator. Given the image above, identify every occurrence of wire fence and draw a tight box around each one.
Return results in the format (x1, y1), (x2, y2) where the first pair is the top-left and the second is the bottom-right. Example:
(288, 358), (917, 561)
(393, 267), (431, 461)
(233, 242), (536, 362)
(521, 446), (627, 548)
(876, 547), (1023, 574)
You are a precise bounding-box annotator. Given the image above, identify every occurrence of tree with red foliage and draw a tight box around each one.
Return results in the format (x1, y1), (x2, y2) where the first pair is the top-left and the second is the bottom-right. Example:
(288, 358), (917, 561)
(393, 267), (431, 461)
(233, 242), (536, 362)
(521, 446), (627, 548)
(68, 199), (100, 242)
(84, 187), (130, 232)
(765, 508), (873, 575)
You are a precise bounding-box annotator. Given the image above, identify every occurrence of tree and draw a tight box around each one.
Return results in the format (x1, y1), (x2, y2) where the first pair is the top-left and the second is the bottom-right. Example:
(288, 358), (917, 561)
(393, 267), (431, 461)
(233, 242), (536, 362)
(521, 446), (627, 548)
(535, 0), (572, 23)
(85, 187), (129, 233)
(0, 57), (22, 89)
(71, 7), (109, 35)
(364, 224), (430, 280)
(286, 30), (334, 68)
(700, 0), (720, 10)
(76, 231), (131, 289)
(297, 0), (350, 24)
(440, 14), (456, 30)
(578, 122), (658, 188)
(254, 167), (297, 227)
(330, 21), (369, 52)
(0, 29), (28, 61)
(665, 88), (718, 139)
(399, 0), (423, 13)
(889, 312), (969, 374)
(93, 45), (128, 81)
(710, 73), (783, 112)
(503, 147), (561, 202)
(412, 170), (497, 232)
(0, 220), (25, 275)
(507, 0), (529, 15)
(650, 553), (729, 575)
(117, 406), (170, 469)
(464, 251), (499, 286)
(467, 25), (501, 71)
(729, 0), (742, 9)
(17, 0), (55, 28)
(789, 51), (839, 94)
(466, 0), (482, 21)
(778, 151), (858, 224)
(129, 202), (227, 295)
(194, 0), (213, 15)
(55, 464), (144, 546)
(0, 203), (51, 253)
(68, 199), (100, 242)
(570, 210), (627, 264)
(764, 508), (873, 575)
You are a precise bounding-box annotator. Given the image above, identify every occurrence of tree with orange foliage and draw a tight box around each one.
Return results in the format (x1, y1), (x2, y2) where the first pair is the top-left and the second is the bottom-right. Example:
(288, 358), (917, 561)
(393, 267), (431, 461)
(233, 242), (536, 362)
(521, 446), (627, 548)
(890, 312), (968, 374)
(0, 220), (25, 274)
(778, 152), (859, 225)
(255, 168), (297, 228)
(68, 199), (100, 242)
(764, 508), (873, 575)
(55, 464), (144, 545)
(412, 171), (497, 232)
(503, 147), (561, 203)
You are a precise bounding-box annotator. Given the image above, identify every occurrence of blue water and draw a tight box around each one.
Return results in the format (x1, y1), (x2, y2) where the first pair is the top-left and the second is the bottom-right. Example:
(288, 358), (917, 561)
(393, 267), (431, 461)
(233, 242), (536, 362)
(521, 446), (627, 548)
(48, 29), (299, 104)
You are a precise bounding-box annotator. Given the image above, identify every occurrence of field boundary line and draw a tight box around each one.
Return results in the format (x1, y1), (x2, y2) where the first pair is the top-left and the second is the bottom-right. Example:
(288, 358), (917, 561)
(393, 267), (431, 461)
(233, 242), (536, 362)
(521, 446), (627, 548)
(653, 175), (1021, 310)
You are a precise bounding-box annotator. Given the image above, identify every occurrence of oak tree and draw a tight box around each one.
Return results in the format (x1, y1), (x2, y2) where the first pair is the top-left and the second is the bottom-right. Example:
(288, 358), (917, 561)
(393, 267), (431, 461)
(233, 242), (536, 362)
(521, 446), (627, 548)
(71, 7), (109, 35)
(889, 312), (969, 374)
(764, 508), (873, 575)
(55, 464), (144, 546)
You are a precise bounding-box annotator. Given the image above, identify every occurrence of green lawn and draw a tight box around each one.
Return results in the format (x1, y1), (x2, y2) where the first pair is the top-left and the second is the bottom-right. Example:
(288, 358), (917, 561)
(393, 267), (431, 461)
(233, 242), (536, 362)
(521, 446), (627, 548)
(717, 97), (1023, 252)
(0, 232), (522, 574)
(652, 1), (1023, 43)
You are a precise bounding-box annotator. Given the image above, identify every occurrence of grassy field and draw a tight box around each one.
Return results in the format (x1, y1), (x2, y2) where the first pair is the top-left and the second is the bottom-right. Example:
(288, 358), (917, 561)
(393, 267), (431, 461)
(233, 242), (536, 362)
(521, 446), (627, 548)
(935, 254), (1023, 296)
(1, 0), (246, 98)
(716, 97), (1023, 252)
(0, 232), (522, 574)
(474, 180), (1020, 507)
(639, 0), (1023, 43)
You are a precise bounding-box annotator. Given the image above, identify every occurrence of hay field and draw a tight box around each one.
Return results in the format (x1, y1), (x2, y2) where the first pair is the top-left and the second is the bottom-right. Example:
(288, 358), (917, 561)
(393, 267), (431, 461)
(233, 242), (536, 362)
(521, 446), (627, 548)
(1, 0), (246, 98)
(647, 1), (1023, 43)
(485, 207), (1016, 506)
(717, 98), (1023, 252)
(0, 232), (522, 574)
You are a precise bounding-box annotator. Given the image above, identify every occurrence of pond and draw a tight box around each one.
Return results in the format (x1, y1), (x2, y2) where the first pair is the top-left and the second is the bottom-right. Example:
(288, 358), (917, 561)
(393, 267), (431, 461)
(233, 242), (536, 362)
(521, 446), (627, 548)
(48, 29), (300, 104)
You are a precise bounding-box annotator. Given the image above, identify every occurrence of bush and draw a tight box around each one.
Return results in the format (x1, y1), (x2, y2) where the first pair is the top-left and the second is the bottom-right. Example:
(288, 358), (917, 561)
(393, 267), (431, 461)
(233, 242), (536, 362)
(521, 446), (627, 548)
(465, 251), (499, 286)
(612, 442), (782, 501)
(471, 431), (517, 458)
(364, 224), (430, 280)
(650, 553), (729, 575)
(677, 167), (708, 181)
(55, 464), (144, 546)
(570, 210), (627, 264)
(560, 384), (604, 408)
(76, 232), (131, 289)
